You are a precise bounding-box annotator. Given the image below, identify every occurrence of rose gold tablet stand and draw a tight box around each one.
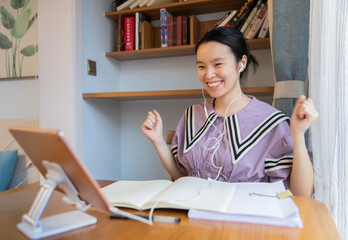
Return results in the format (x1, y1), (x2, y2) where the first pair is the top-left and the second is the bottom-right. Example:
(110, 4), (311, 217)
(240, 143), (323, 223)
(17, 160), (97, 239)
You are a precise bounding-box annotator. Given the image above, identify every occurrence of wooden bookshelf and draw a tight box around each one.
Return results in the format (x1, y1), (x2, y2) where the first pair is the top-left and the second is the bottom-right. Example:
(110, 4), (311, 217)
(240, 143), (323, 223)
(105, 0), (243, 21)
(105, 0), (271, 61)
(83, 87), (274, 101)
(98, 1), (274, 101)
(106, 38), (270, 61)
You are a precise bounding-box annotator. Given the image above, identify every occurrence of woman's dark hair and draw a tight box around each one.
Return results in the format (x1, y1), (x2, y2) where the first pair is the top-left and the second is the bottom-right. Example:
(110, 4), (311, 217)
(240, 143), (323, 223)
(195, 27), (258, 82)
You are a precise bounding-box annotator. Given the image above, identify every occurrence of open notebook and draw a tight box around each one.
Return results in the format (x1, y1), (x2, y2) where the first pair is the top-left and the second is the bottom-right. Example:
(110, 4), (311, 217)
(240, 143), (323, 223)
(101, 177), (236, 212)
(102, 178), (302, 228)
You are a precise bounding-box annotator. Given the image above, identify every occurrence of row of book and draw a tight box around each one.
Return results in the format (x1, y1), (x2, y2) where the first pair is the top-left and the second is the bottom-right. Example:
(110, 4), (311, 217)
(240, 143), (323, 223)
(124, 12), (149, 51)
(123, 9), (191, 51)
(117, 0), (177, 11)
(158, 0), (269, 49)
(160, 9), (189, 47)
(122, 0), (269, 51)
(211, 0), (269, 39)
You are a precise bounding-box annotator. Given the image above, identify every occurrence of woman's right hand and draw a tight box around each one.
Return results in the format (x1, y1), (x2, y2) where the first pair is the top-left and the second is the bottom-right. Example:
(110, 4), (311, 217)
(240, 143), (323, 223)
(141, 109), (164, 144)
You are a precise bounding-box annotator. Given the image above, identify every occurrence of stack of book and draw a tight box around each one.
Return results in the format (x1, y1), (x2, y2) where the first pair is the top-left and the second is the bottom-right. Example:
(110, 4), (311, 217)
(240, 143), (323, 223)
(211, 0), (269, 39)
(160, 8), (190, 48)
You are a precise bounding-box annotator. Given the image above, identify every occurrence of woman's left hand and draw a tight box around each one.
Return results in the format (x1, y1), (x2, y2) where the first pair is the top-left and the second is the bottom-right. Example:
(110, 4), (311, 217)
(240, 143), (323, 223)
(290, 95), (319, 137)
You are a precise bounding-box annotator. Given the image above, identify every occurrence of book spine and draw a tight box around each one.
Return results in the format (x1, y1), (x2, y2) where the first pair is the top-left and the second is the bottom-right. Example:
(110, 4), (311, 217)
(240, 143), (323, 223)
(236, 15), (248, 31)
(137, 12), (148, 50)
(227, 0), (256, 29)
(161, 8), (172, 48)
(139, 0), (149, 7)
(146, 0), (155, 6)
(240, 0), (262, 34)
(167, 16), (173, 47)
(176, 15), (182, 46)
(210, 11), (231, 30)
(160, 8), (168, 47)
(257, 11), (269, 38)
(124, 16), (135, 51)
(117, 0), (136, 11)
(147, 0), (176, 7)
(135, 12), (140, 50)
(218, 10), (237, 27)
(243, 2), (264, 37)
(182, 16), (188, 45)
(246, 3), (268, 39)
(172, 16), (177, 46)
(130, 0), (141, 9)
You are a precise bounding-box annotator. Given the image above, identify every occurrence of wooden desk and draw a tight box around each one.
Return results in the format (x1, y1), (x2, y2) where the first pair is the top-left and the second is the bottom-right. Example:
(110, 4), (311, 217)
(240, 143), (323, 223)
(0, 182), (341, 240)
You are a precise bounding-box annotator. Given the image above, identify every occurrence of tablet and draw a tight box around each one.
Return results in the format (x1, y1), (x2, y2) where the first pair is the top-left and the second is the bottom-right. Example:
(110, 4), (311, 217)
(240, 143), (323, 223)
(9, 127), (111, 212)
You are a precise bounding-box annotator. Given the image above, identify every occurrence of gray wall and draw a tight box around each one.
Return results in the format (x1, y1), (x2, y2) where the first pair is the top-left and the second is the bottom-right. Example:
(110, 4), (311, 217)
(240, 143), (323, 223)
(0, 78), (38, 119)
(82, 0), (122, 180)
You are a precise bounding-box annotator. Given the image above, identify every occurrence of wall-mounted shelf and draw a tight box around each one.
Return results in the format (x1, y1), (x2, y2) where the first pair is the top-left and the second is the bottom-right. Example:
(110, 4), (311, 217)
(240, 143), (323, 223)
(105, 0), (243, 21)
(83, 87), (274, 101)
(105, 0), (271, 61)
(105, 38), (270, 61)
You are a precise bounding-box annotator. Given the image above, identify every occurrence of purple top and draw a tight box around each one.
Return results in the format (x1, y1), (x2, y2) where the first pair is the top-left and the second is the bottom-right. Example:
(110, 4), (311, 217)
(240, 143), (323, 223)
(171, 96), (293, 187)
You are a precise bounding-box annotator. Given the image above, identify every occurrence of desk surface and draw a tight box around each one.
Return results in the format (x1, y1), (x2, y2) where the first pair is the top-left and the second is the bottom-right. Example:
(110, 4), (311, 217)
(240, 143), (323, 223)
(0, 182), (341, 240)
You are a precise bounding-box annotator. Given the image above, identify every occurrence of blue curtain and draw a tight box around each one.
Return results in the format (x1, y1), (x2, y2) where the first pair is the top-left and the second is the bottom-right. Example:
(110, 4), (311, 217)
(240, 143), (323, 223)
(272, 0), (310, 117)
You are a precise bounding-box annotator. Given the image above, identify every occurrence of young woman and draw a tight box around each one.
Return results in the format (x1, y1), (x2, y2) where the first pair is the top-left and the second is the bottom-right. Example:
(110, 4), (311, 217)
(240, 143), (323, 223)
(141, 27), (318, 197)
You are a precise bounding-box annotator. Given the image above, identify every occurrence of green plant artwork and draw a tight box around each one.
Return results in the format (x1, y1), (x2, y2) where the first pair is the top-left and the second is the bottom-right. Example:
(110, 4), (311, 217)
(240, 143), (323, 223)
(0, 0), (38, 78)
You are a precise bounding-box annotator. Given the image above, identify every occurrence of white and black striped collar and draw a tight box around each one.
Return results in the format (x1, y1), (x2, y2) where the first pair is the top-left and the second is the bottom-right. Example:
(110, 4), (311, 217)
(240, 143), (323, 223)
(226, 111), (289, 164)
(184, 105), (218, 153)
(183, 99), (290, 163)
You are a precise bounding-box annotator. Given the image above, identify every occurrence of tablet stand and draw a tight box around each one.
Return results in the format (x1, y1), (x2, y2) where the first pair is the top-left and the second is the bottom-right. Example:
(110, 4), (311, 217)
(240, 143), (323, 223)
(17, 161), (97, 239)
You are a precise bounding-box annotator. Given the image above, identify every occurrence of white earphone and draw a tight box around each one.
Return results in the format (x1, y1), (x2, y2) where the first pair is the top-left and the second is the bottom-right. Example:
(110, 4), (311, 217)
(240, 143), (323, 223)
(239, 63), (245, 73)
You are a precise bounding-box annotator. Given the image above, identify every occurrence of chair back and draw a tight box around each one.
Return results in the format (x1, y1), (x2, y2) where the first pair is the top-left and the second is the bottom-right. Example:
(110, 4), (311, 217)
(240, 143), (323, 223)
(166, 130), (175, 145)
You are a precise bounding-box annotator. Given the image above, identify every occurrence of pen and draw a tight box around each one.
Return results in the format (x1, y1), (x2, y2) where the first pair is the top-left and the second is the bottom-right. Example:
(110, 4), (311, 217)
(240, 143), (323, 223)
(110, 213), (181, 223)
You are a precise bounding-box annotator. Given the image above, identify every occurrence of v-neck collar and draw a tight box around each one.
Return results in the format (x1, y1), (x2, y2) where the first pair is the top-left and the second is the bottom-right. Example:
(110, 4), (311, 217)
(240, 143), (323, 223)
(183, 98), (290, 164)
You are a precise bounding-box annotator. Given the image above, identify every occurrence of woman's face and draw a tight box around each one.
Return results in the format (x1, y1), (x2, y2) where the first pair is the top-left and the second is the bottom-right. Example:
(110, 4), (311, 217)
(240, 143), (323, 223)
(196, 41), (241, 102)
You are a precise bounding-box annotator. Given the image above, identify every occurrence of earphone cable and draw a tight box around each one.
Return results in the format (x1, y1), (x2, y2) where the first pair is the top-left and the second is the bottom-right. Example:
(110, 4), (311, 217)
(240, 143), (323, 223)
(202, 70), (242, 180)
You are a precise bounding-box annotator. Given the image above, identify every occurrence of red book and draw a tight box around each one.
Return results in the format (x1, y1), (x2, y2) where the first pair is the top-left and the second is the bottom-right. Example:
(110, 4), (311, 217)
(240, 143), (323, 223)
(172, 16), (177, 46)
(176, 16), (182, 46)
(167, 16), (174, 47)
(124, 16), (135, 51)
(182, 16), (188, 45)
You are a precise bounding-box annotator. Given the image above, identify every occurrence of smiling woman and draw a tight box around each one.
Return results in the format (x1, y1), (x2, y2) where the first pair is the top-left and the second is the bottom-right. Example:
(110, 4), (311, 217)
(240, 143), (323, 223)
(195, 41), (250, 116)
(141, 27), (318, 198)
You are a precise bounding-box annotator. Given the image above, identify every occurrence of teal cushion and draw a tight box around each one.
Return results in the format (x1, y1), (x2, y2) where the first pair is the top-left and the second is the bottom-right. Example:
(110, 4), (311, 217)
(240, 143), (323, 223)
(0, 150), (18, 191)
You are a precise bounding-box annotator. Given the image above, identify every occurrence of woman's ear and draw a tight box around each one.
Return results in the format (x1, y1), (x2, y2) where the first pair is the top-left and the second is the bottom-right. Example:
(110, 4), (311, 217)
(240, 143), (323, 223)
(239, 55), (248, 73)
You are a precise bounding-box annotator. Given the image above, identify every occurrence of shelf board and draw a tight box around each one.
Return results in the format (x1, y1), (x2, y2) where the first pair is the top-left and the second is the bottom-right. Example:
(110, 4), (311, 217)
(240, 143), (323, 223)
(83, 87), (274, 101)
(105, 0), (242, 21)
(106, 45), (195, 60)
(106, 38), (270, 61)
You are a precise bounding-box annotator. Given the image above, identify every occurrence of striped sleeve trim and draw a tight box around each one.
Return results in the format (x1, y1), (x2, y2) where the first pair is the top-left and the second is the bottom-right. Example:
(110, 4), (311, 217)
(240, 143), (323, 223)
(265, 156), (293, 173)
(171, 144), (178, 159)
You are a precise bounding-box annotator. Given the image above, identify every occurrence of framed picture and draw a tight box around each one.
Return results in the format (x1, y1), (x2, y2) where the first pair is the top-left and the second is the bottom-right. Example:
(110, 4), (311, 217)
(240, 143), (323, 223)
(0, 0), (38, 79)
